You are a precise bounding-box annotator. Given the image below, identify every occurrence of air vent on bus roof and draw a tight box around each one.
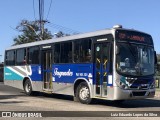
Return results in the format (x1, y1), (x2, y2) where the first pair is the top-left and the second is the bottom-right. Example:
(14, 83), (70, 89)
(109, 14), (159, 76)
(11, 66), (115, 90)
(113, 25), (122, 29)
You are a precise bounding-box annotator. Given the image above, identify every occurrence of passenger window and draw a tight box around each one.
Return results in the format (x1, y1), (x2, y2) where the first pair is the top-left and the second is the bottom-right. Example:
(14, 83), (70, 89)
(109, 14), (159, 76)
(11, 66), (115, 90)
(28, 46), (40, 64)
(5, 50), (15, 65)
(61, 42), (72, 63)
(74, 39), (92, 63)
(16, 49), (26, 65)
(54, 42), (72, 63)
(54, 43), (60, 63)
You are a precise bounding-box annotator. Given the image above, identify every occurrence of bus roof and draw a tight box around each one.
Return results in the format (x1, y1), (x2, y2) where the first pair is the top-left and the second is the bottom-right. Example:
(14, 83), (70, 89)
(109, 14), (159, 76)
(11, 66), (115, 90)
(6, 26), (151, 51)
(6, 29), (112, 50)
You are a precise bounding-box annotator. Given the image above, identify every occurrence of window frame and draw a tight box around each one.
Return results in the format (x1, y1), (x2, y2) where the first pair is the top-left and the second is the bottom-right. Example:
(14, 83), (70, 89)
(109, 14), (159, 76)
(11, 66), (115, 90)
(16, 48), (27, 65)
(53, 41), (73, 64)
(5, 50), (16, 66)
(27, 46), (40, 65)
(73, 38), (92, 63)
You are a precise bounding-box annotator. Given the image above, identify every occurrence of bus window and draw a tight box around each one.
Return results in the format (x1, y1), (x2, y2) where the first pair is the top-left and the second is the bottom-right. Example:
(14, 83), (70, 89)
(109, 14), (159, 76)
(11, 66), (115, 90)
(16, 49), (26, 65)
(74, 39), (92, 63)
(54, 42), (72, 63)
(61, 42), (72, 63)
(54, 43), (60, 63)
(28, 46), (40, 64)
(5, 50), (15, 66)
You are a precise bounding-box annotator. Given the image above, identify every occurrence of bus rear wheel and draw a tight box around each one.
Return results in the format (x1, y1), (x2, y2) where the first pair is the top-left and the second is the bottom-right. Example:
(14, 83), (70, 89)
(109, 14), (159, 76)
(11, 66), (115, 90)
(24, 80), (33, 95)
(76, 82), (92, 104)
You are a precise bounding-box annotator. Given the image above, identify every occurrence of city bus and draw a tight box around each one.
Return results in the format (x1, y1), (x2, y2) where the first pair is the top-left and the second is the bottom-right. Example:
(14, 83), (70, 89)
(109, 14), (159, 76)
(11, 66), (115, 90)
(4, 25), (157, 104)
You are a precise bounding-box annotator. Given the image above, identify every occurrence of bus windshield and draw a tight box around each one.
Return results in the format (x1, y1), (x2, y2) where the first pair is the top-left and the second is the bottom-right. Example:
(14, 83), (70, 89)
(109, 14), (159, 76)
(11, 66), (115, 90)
(116, 43), (154, 76)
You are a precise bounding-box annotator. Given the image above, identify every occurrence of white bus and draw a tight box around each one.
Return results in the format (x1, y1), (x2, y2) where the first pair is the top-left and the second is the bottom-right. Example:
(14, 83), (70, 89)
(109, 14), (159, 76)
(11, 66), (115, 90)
(4, 25), (157, 104)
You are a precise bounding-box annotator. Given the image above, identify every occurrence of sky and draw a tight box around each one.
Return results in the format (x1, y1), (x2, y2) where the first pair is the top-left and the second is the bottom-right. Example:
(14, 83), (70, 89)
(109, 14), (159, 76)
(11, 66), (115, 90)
(0, 0), (160, 62)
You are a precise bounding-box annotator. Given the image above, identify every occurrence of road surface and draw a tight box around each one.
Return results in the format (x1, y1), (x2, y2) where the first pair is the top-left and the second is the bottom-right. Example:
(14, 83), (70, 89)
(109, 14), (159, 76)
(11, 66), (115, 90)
(0, 82), (160, 120)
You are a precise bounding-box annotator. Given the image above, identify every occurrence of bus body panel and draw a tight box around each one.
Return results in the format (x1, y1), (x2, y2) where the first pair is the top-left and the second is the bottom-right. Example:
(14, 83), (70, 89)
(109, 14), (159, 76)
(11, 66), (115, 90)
(4, 27), (156, 102)
(4, 64), (95, 96)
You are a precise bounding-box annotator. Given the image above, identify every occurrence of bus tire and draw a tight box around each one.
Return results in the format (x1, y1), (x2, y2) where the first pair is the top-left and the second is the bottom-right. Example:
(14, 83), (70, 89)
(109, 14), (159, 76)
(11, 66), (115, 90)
(24, 79), (33, 95)
(76, 82), (92, 104)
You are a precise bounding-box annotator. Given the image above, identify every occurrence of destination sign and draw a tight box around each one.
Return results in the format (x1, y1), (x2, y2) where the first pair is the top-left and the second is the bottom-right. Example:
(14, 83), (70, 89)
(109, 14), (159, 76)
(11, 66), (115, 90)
(116, 30), (153, 45)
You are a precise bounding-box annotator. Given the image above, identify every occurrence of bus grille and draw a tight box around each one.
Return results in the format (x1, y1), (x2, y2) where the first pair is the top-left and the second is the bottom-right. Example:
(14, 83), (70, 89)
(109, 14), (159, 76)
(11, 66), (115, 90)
(133, 79), (150, 84)
(132, 91), (146, 96)
(130, 86), (148, 89)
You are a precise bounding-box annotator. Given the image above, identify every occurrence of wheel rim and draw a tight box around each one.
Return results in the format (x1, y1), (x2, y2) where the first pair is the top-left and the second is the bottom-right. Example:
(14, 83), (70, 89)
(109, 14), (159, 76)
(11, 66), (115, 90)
(25, 83), (31, 93)
(79, 87), (89, 100)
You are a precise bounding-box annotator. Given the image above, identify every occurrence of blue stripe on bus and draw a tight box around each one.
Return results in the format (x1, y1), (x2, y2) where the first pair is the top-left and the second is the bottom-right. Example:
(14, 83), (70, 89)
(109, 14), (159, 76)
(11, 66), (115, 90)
(4, 64), (153, 86)
(29, 65), (42, 81)
(51, 64), (94, 83)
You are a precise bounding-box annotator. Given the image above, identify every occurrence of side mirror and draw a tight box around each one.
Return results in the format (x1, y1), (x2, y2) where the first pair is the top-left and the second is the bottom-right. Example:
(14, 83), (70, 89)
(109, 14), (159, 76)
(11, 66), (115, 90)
(154, 51), (157, 65)
(116, 46), (120, 54)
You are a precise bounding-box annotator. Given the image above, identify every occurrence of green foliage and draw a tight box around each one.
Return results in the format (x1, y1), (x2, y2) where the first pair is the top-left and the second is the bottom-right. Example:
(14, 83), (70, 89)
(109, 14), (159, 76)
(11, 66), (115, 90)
(156, 54), (160, 76)
(157, 54), (160, 62)
(13, 20), (53, 45)
(54, 31), (70, 38)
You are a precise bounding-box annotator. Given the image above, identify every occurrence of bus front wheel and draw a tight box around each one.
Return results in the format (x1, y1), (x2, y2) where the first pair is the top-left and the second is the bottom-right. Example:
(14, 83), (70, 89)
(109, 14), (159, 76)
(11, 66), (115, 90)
(76, 82), (92, 104)
(24, 80), (33, 95)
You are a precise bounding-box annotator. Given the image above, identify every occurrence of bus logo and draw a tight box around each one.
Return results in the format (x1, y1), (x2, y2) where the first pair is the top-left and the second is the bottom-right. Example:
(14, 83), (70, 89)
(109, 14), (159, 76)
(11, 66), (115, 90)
(53, 68), (73, 78)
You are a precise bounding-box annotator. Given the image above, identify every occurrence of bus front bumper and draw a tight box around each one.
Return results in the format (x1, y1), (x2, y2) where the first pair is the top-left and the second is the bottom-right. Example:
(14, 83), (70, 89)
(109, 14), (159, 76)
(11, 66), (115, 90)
(112, 87), (155, 100)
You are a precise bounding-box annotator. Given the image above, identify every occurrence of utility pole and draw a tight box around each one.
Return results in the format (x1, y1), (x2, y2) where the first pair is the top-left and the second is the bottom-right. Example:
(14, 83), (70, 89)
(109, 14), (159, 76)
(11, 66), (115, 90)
(39, 0), (45, 40)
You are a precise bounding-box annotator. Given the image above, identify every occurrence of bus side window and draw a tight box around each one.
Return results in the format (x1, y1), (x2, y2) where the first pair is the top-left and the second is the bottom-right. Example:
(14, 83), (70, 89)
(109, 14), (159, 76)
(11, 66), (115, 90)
(5, 50), (15, 66)
(85, 49), (91, 62)
(61, 42), (72, 63)
(68, 51), (72, 63)
(28, 46), (40, 65)
(16, 48), (26, 65)
(54, 43), (60, 63)
(74, 39), (91, 63)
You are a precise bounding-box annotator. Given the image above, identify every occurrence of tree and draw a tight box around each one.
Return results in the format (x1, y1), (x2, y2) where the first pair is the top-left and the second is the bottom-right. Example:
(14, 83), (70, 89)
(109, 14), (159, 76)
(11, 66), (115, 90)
(156, 54), (160, 76)
(13, 20), (53, 45)
(54, 31), (70, 38)
(157, 54), (160, 62)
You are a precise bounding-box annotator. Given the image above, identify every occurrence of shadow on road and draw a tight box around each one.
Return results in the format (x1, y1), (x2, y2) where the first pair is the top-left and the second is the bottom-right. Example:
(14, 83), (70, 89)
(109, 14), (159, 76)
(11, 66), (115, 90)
(0, 94), (25, 100)
(34, 92), (73, 101)
(0, 101), (25, 104)
(0, 94), (26, 104)
(32, 92), (160, 108)
(91, 98), (160, 108)
(1, 83), (160, 108)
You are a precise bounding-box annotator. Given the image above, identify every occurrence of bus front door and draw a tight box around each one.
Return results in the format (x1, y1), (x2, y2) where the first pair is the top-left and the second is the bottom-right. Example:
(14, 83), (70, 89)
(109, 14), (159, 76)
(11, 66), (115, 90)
(94, 43), (110, 97)
(42, 50), (53, 91)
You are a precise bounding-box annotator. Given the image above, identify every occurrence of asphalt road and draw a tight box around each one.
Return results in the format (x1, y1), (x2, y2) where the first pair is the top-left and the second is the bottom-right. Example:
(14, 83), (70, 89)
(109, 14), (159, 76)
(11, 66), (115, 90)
(0, 82), (160, 120)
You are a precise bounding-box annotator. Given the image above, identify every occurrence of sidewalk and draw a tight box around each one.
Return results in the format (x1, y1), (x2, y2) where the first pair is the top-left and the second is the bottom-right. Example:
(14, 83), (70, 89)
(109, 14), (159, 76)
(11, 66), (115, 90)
(155, 89), (160, 98)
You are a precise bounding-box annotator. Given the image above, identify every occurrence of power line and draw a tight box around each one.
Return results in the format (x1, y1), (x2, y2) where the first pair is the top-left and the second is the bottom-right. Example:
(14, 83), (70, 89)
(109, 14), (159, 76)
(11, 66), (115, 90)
(47, 22), (81, 34)
(10, 26), (20, 32)
(48, 23), (79, 34)
(46, 0), (53, 20)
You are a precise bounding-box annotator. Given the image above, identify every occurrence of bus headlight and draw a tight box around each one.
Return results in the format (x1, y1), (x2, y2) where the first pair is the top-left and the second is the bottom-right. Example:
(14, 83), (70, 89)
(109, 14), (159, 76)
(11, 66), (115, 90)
(120, 82), (128, 89)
